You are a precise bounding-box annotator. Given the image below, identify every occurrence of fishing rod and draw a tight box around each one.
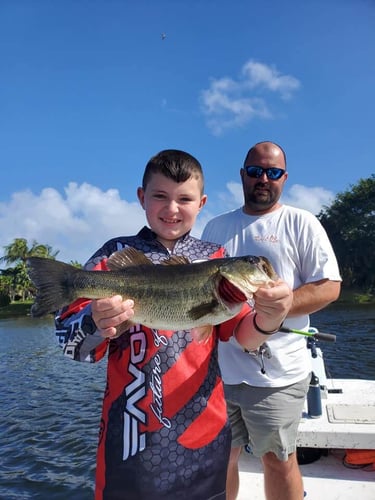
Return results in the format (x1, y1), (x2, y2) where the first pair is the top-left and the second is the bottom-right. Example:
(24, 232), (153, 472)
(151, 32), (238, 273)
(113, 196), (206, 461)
(279, 326), (336, 342)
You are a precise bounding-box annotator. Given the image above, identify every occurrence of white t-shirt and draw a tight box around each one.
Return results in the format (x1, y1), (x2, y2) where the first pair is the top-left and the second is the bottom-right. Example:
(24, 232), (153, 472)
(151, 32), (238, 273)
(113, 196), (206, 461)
(202, 205), (341, 387)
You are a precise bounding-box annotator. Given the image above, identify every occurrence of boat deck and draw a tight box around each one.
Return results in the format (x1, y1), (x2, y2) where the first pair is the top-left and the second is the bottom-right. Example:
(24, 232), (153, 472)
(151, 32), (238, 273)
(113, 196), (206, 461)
(239, 450), (375, 500)
(238, 378), (375, 499)
(297, 378), (375, 449)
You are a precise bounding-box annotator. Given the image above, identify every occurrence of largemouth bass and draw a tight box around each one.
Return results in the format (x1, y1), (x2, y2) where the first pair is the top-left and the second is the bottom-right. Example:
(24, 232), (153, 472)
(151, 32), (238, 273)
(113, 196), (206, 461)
(27, 247), (277, 332)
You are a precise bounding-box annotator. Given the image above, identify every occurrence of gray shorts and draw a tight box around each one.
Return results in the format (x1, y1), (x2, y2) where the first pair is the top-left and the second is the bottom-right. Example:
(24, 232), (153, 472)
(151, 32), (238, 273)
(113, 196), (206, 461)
(224, 376), (310, 461)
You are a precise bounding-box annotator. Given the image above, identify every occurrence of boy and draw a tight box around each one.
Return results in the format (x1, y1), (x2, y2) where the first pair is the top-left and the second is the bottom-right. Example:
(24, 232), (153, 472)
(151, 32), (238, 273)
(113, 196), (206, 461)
(55, 149), (292, 500)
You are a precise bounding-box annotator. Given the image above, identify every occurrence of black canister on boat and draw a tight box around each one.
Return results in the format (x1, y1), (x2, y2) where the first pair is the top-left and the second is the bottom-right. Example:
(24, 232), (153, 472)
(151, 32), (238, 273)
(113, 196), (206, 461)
(307, 372), (322, 418)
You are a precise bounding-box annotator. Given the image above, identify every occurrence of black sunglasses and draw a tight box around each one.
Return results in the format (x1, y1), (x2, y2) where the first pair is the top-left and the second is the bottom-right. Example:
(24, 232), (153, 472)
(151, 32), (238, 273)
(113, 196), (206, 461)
(244, 166), (286, 180)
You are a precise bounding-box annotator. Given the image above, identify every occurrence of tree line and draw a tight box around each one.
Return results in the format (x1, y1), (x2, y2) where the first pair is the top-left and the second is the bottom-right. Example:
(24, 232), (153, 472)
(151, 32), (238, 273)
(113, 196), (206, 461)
(0, 239), (60, 306)
(0, 175), (374, 305)
(318, 174), (374, 293)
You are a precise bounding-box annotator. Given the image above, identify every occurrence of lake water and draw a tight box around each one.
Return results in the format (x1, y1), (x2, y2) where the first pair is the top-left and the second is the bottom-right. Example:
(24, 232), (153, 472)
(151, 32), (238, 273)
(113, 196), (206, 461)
(0, 305), (374, 499)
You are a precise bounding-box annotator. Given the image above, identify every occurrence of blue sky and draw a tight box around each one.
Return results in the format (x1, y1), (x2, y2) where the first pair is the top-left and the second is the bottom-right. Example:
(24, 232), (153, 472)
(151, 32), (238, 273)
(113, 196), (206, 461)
(1, 0), (374, 263)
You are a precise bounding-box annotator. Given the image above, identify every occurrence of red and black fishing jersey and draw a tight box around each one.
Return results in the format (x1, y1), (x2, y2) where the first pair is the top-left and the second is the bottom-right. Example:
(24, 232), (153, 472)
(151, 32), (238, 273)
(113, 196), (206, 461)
(55, 227), (251, 500)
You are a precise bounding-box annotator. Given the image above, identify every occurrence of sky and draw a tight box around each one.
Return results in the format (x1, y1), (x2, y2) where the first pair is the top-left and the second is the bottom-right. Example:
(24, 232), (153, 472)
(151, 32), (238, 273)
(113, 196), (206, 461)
(1, 0), (374, 264)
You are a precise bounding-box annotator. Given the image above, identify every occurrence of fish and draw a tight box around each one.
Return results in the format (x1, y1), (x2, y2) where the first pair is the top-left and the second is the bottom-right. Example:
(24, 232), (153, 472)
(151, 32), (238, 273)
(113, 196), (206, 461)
(26, 247), (278, 337)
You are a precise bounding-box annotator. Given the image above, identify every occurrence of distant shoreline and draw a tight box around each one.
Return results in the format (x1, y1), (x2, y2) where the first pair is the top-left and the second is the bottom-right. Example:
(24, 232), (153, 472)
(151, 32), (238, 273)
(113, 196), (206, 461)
(0, 289), (374, 320)
(0, 301), (33, 319)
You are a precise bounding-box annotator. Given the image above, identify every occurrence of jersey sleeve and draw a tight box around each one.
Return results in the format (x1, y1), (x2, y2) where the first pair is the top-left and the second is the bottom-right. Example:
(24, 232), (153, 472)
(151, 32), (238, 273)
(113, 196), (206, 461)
(54, 260), (109, 363)
(215, 302), (253, 342)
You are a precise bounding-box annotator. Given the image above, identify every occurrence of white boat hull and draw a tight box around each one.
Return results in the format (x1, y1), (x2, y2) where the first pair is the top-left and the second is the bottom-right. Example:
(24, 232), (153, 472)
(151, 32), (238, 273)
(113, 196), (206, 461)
(238, 378), (375, 499)
(298, 378), (375, 449)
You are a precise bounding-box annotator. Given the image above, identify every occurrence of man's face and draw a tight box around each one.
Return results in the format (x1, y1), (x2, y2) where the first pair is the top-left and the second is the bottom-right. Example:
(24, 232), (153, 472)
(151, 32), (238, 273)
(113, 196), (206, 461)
(241, 144), (288, 214)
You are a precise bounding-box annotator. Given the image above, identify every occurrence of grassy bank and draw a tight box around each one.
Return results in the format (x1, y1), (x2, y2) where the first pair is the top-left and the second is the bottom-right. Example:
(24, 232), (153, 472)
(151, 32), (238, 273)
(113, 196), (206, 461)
(0, 301), (32, 318)
(337, 288), (374, 305)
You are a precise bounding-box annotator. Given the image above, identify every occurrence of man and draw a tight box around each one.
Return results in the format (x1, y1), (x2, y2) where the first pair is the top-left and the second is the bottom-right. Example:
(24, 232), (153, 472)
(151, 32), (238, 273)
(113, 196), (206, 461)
(202, 141), (341, 500)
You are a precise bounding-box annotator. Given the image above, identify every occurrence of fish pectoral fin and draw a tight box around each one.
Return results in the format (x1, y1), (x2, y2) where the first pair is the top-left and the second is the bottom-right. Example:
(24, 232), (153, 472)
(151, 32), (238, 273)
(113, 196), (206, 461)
(188, 299), (219, 320)
(107, 247), (153, 270)
(190, 325), (213, 344)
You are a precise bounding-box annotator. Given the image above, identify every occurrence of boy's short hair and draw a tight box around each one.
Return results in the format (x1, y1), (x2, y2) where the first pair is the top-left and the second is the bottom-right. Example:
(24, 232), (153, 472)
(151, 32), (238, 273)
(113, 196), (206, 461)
(142, 149), (204, 193)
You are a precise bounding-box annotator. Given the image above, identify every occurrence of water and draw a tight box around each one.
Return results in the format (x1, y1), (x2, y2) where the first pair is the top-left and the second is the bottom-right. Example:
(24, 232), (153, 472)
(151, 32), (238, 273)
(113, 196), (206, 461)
(0, 306), (374, 499)
(311, 304), (375, 380)
(0, 317), (106, 500)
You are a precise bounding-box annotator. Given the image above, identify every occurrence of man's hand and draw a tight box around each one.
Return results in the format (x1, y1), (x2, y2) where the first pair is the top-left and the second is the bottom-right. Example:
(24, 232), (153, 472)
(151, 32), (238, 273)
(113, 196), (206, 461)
(234, 280), (293, 351)
(253, 280), (293, 333)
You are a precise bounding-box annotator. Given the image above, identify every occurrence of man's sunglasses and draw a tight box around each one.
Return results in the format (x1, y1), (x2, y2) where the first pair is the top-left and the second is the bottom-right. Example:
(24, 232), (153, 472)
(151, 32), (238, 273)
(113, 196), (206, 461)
(244, 166), (286, 180)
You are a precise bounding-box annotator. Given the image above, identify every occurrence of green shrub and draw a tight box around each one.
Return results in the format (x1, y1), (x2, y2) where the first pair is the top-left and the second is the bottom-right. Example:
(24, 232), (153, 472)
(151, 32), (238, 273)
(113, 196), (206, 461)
(0, 292), (11, 307)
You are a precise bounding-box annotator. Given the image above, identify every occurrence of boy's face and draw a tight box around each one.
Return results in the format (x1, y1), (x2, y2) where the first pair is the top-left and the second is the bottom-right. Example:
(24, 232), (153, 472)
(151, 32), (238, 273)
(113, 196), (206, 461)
(137, 172), (207, 250)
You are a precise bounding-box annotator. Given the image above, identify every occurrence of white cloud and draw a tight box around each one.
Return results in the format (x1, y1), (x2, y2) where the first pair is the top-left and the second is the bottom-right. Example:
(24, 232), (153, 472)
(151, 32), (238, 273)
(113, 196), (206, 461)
(241, 60), (301, 100)
(282, 184), (335, 215)
(217, 181), (244, 208)
(0, 181), (334, 266)
(0, 183), (146, 265)
(200, 59), (300, 135)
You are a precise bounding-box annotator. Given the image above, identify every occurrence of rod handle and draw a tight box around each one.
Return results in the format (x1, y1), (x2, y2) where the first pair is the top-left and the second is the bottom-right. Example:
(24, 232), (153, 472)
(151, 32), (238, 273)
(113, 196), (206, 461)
(313, 331), (336, 342)
(279, 326), (336, 342)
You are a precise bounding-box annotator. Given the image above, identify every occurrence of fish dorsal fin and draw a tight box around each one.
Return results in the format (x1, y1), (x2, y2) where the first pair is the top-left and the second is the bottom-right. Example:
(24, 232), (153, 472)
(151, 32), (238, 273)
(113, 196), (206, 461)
(160, 255), (191, 265)
(107, 247), (153, 270)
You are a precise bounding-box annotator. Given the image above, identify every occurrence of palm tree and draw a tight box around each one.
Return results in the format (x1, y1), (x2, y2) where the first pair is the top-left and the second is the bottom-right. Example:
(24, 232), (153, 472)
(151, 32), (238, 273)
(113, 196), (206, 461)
(0, 238), (59, 265)
(0, 238), (59, 301)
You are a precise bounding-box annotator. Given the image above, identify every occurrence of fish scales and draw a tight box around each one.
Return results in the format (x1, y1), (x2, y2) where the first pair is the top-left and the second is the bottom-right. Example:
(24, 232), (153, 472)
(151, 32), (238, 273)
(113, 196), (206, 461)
(77, 264), (225, 328)
(27, 248), (277, 331)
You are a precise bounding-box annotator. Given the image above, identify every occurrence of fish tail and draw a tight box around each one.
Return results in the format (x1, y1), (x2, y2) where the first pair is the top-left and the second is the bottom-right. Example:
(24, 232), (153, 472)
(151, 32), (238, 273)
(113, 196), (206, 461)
(27, 257), (79, 317)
